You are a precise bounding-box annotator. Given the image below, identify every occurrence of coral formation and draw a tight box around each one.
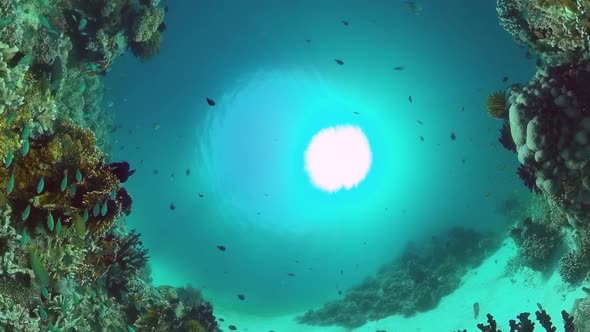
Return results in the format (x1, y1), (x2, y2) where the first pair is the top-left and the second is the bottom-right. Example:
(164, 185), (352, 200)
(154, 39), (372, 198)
(510, 217), (561, 272)
(298, 227), (500, 328)
(457, 309), (574, 332)
(487, 90), (509, 119)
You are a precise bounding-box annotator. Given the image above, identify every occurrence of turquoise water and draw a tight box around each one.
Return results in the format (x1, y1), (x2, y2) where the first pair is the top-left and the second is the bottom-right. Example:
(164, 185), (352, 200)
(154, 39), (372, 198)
(102, 0), (554, 328)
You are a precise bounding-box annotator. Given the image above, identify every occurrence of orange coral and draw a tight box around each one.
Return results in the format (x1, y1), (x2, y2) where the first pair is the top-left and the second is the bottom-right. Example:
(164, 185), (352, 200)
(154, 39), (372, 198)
(486, 91), (508, 119)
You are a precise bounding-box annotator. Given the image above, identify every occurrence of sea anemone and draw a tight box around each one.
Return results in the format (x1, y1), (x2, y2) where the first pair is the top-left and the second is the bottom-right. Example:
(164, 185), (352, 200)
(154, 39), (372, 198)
(499, 121), (516, 152)
(486, 90), (508, 119)
(517, 164), (540, 193)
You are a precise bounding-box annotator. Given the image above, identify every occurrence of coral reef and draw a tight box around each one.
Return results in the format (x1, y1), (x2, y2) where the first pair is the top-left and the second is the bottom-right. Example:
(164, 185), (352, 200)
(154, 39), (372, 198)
(0, 0), (222, 331)
(487, 90), (509, 119)
(510, 217), (561, 271)
(497, 0), (590, 66)
(298, 227), (500, 328)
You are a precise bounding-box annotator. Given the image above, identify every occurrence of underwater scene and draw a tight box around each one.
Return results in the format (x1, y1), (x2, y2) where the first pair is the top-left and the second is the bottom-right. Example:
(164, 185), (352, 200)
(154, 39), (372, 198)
(4, 0), (590, 331)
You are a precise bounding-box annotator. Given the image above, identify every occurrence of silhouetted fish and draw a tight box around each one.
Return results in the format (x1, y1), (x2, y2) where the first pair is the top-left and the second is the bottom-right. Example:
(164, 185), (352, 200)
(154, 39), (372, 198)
(416, 120), (423, 125)
(340, 270), (343, 275)
(342, 20), (349, 26)
(419, 136), (424, 141)
(335, 59), (344, 65)
(206, 97), (216, 106)
(305, 39), (312, 43)
(502, 76), (509, 82)
(186, 168), (190, 176)
(153, 169), (158, 175)
(353, 111), (359, 114)
(450, 132), (456, 140)
(169, 203), (176, 210)
(228, 326), (237, 331)
(408, 95), (413, 103)
(217, 245), (226, 251)
(338, 290), (342, 295)
(198, 193), (204, 198)
(394, 66), (405, 71)
(288, 272), (295, 277)
(219, 318), (225, 322)
(237, 294), (245, 300)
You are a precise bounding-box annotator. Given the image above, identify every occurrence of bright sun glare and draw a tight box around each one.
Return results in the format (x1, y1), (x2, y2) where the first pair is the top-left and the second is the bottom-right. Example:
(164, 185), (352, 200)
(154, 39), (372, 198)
(304, 125), (372, 193)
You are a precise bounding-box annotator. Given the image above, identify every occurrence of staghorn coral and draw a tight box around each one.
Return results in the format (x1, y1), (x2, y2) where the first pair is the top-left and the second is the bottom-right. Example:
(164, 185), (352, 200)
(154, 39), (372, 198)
(510, 217), (561, 272)
(487, 90), (509, 118)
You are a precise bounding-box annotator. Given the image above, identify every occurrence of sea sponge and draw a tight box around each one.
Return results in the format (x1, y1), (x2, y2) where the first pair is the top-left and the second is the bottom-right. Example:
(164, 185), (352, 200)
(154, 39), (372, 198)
(486, 91), (508, 119)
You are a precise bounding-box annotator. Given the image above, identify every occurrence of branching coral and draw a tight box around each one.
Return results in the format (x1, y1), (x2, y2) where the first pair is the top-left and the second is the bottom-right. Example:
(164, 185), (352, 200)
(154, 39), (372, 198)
(460, 309), (574, 332)
(510, 217), (561, 271)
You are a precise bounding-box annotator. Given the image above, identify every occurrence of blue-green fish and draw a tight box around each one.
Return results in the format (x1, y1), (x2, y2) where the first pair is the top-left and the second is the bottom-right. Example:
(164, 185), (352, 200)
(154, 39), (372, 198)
(20, 229), (28, 246)
(6, 113), (16, 125)
(76, 169), (82, 182)
(41, 286), (49, 299)
(93, 202), (100, 217)
(90, 289), (96, 298)
(38, 15), (58, 35)
(55, 218), (62, 235)
(100, 201), (108, 216)
(83, 208), (89, 222)
(110, 187), (117, 200)
(47, 211), (54, 231)
(6, 172), (14, 194)
(22, 125), (30, 140)
(127, 326), (137, 332)
(22, 204), (30, 221)
(37, 177), (44, 194)
(78, 18), (87, 30)
(69, 183), (77, 196)
(5, 151), (13, 167)
(18, 54), (32, 66)
(0, 15), (13, 28)
(39, 307), (48, 319)
(79, 81), (86, 94)
(21, 139), (29, 157)
(60, 172), (68, 192)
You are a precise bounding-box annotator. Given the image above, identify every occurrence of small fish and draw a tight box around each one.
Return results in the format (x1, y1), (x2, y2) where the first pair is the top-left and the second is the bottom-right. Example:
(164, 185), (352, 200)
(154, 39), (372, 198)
(198, 193), (204, 198)
(228, 326), (237, 331)
(338, 290), (342, 295)
(22, 125), (30, 140)
(127, 326), (137, 332)
(419, 136), (424, 141)
(341, 20), (349, 26)
(353, 111), (359, 114)
(186, 169), (190, 176)
(93, 202), (100, 217)
(68, 183), (77, 197)
(22, 204), (30, 221)
(55, 218), (62, 235)
(47, 211), (54, 231)
(20, 229), (28, 246)
(461, 105), (465, 112)
(169, 203), (176, 211)
(237, 294), (245, 300)
(60, 173), (68, 192)
(78, 18), (87, 30)
(537, 302), (544, 311)
(305, 39), (312, 43)
(83, 208), (89, 222)
(21, 139), (30, 157)
(217, 245), (226, 251)
(39, 307), (48, 319)
(340, 270), (343, 275)
(152, 122), (160, 131)
(37, 177), (45, 194)
(408, 95), (413, 103)
(79, 81), (86, 93)
(416, 120), (423, 125)
(287, 272), (295, 277)
(107, 101), (115, 108)
(473, 302), (480, 319)
(100, 201), (108, 216)
(5, 151), (14, 167)
(450, 132), (456, 140)
(170, 173), (175, 182)
(334, 59), (344, 65)
(7, 172), (14, 194)
(219, 318), (225, 322)
(502, 76), (509, 83)
(206, 97), (216, 106)
(76, 169), (82, 182)
(394, 66), (405, 71)
(153, 169), (159, 175)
